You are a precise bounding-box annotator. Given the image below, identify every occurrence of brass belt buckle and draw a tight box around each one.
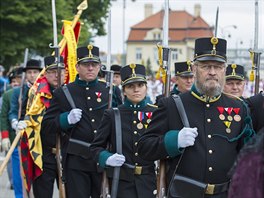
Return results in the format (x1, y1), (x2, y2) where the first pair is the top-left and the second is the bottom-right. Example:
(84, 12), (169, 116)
(206, 184), (215, 195)
(134, 166), (142, 175)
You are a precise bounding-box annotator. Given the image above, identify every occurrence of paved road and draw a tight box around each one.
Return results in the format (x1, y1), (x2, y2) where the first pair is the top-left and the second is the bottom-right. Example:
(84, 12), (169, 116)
(0, 152), (58, 198)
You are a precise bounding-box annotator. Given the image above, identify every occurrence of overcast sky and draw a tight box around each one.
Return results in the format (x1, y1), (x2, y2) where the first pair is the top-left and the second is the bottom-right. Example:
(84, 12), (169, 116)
(93, 0), (264, 54)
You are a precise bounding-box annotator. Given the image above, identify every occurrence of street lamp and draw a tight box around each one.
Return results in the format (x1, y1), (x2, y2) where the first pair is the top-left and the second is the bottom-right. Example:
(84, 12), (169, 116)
(221, 25), (237, 39)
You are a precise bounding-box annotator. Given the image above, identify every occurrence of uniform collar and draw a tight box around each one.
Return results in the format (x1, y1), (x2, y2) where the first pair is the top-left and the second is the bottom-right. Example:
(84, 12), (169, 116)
(74, 74), (98, 87)
(124, 98), (147, 109)
(191, 84), (221, 103)
(171, 85), (180, 95)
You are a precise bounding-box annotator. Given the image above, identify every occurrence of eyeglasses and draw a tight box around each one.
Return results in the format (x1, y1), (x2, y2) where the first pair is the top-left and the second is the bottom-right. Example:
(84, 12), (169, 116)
(197, 63), (225, 71)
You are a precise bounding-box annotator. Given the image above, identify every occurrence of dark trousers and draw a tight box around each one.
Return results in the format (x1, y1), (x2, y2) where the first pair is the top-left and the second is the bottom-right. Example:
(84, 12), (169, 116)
(33, 164), (58, 198)
(66, 168), (102, 198)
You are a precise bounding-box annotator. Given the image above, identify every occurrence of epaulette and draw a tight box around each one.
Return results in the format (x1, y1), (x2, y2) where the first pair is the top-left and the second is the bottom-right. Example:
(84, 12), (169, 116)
(147, 103), (158, 108)
(223, 92), (243, 102)
(98, 79), (106, 83)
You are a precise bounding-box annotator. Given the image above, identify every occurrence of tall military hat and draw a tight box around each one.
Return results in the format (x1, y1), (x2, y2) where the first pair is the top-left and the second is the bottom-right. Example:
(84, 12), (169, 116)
(110, 64), (122, 74)
(174, 61), (193, 76)
(120, 63), (147, 86)
(77, 44), (100, 64)
(23, 59), (42, 71)
(8, 67), (23, 82)
(194, 37), (227, 63)
(226, 63), (245, 81)
(44, 56), (65, 70)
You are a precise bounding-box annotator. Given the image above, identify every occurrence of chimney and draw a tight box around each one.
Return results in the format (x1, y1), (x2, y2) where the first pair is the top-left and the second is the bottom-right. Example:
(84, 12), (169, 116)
(145, 4), (153, 19)
(194, 4), (201, 18)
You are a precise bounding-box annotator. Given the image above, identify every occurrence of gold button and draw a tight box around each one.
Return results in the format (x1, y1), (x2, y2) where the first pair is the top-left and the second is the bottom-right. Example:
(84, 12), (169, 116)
(209, 167), (213, 171)
(87, 96), (91, 100)
(91, 119), (95, 122)
(206, 104), (210, 107)
(209, 150), (213, 154)
(207, 118), (211, 123)
(134, 131), (137, 134)
(134, 111), (137, 114)
(135, 142), (138, 146)
(89, 108), (92, 111)
(133, 121), (137, 124)
(94, 130), (97, 133)
(86, 87), (89, 90)
(208, 135), (212, 138)
(135, 153), (138, 156)
(135, 163), (138, 166)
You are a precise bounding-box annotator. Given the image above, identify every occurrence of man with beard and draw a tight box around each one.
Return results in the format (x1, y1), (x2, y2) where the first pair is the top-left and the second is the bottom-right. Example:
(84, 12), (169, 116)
(138, 37), (254, 198)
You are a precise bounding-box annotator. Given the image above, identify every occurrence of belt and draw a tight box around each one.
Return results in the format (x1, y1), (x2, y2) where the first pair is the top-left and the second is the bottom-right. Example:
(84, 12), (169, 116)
(205, 181), (230, 195)
(123, 163), (155, 175)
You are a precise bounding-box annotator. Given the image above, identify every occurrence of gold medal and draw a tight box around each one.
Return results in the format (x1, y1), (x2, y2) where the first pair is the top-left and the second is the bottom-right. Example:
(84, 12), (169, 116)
(227, 115), (233, 121)
(226, 128), (231, 133)
(234, 115), (241, 122)
(97, 98), (102, 103)
(147, 119), (151, 124)
(137, 122), (143, 129)
(219, 114), (225, 120)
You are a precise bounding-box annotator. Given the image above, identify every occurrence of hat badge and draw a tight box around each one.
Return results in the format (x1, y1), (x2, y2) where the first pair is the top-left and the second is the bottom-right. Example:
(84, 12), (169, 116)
(87, 45), (94, 58)
(187, 60), (192, 72)
(129, 63), (136, 77)
(231, 63), (237, 76)
(210, 37), (218, 55)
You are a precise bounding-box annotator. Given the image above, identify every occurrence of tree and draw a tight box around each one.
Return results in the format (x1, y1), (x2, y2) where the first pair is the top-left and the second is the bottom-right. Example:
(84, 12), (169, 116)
(145, 58), (153, 76)
(0, 0), (111, 68)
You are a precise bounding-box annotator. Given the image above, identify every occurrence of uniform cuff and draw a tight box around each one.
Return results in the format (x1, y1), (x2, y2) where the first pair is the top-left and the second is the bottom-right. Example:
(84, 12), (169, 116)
(1, 130), (9, 139)
(99, 150), (113, 168)
(164, 130), (182, 157)
(59, 112), (73, 130)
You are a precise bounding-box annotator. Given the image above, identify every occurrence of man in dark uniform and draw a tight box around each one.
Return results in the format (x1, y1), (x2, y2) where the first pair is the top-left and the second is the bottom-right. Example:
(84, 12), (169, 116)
(91, 63), (157, 198)
(41, 44), (122, 198)
(224, 64), (245, 98)
(246, 92), (264, 132)
(171, 61), (194, 95)
(21, 55), (65, 197)
(110, 64), (122, 87)
(138, 37), (254, 198)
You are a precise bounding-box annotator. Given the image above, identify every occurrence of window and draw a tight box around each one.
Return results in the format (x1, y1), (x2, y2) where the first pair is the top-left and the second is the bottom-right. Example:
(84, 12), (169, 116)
(171, 49), (178, 61)
(136, 48), (142, 60)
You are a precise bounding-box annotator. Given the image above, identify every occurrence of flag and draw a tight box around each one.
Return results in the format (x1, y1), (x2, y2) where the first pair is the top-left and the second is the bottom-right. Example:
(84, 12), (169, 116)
(61, 21), (81, 83)
(20, 76), (52, 191)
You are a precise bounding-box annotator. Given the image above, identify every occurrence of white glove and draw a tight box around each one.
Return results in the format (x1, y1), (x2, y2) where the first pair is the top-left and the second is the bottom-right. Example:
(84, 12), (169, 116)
(11, 119), (18, 131)
(106, 153), (126, 167)
(178, 127), (198, 149)
(2, 138), (11, 152)
(67, 108), (82, 125)
(17, 120), (27, 131)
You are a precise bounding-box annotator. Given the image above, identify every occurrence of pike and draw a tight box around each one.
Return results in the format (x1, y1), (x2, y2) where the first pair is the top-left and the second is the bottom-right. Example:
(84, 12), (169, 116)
(100, 9), (113, 198)
(157, 1), (170, 197)
(49, 0), (66, 197)
(214, 7), (219, 37)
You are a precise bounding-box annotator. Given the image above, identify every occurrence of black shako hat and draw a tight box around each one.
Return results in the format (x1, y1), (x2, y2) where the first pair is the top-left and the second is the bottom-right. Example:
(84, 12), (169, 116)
(194, 37), (227, 63)
(174, 61), (193, 77)
(110, 64), (122, 74)
(120, 63), (147, 86)
(44, 56), (65, 70)
(77, 44), (100, 64)
(226, 64), (245, 81)
(23, 59), (42, 72)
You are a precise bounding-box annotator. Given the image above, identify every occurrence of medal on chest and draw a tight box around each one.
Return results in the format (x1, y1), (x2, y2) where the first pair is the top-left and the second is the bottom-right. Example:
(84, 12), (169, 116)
(145, 112), (153, 124)
(233, 108), (241, 122)
(225, 107), (233, 121)
(95, 92), (102, 102)
(137, 111), (144, 129)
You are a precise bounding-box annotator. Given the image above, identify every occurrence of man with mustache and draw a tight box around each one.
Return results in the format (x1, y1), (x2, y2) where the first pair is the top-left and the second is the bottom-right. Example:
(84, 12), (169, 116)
(138, 37), (254, 198)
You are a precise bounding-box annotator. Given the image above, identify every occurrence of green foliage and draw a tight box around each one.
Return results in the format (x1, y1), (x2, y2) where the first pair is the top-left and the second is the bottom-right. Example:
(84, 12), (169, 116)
(145, 58), (153, 76)
(0, 0), (111, 68)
